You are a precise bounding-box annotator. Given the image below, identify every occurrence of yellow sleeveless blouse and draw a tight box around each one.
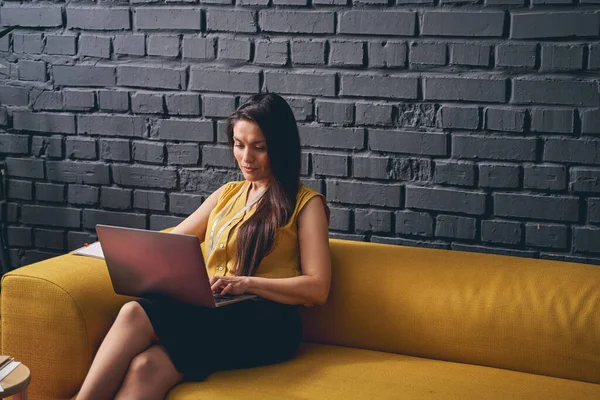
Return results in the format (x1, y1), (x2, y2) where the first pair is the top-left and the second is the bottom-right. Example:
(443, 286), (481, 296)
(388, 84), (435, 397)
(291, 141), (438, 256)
(200, 180), (327, 279)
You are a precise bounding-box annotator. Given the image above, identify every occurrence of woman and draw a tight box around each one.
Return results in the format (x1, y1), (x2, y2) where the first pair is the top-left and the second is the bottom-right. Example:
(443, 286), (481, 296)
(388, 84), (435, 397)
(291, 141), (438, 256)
(77, 93), (331, 400)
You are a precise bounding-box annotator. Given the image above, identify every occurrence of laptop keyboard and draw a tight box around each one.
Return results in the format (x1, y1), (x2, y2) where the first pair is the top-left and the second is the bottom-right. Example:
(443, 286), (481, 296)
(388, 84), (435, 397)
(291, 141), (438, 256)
(213, 293), (235, 303)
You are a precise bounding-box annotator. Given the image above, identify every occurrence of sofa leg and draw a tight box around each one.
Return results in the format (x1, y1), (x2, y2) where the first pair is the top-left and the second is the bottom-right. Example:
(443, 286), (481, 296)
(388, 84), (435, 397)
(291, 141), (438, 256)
(13, 388), (27, 400)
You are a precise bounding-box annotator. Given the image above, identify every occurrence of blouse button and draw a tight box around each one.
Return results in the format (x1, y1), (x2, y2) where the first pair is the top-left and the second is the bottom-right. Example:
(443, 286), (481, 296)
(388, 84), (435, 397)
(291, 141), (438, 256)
(218, 266), (224, 271)
(219, 243), (225, 249)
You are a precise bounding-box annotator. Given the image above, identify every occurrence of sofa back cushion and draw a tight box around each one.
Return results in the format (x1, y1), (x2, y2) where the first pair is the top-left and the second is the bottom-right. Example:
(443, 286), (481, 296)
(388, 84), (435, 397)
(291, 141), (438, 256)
(300, 239), (600, 384)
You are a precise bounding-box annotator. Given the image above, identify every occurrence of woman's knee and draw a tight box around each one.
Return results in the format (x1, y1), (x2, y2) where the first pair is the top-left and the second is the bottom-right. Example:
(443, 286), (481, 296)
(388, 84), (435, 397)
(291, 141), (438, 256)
(115, 302), (154, 334)
(128, 351), (161, 381)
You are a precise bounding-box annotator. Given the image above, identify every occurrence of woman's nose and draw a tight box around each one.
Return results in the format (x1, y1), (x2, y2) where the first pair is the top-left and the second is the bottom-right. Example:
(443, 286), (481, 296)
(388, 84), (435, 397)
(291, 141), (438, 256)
(242, 149), (253, 163)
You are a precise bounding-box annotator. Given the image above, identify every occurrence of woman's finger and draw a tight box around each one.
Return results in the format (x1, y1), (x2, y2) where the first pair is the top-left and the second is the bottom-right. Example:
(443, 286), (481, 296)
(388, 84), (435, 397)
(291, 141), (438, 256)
(211, 278), (225, 292)
(220, 283), (234, 295)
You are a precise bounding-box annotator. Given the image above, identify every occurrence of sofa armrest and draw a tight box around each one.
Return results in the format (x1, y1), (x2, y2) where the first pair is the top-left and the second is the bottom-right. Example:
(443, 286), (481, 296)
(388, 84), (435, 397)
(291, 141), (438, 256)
(1, 254), (134, 400)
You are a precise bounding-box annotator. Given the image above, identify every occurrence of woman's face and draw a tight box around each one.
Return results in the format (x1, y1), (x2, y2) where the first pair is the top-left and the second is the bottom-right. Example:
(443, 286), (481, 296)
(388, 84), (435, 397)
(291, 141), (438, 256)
(232, 120), (272, 183)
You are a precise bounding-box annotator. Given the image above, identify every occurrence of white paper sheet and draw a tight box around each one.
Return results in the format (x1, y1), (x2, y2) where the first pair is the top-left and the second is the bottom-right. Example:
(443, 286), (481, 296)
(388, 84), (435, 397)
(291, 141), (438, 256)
(71, 241), (105, 259)
(0, 361), (21, 382)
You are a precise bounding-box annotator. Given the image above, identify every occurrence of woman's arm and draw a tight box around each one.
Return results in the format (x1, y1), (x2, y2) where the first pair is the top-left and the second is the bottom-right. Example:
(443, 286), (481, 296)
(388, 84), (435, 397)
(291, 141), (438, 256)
(210, 196), (331, 306)
(169, 184), (226, 239)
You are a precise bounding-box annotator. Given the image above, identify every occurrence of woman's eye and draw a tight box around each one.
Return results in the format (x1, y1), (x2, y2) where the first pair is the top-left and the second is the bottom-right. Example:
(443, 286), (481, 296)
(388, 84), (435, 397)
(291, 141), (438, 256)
(234, 144), (243, 149)
(255, 147), (266, 151)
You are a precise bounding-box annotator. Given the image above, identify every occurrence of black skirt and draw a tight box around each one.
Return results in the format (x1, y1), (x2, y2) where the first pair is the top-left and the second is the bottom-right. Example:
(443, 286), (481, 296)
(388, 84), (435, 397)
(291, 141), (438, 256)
(136, 294), (303, 381)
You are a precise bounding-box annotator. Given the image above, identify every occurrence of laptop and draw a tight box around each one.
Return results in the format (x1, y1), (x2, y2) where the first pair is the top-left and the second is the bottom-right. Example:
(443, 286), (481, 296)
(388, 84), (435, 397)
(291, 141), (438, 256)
(96, 224), (256, 307)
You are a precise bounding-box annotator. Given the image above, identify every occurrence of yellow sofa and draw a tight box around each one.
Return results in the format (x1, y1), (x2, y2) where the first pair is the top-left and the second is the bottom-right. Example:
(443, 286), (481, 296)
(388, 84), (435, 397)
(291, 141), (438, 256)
(1, 239), (599, 400)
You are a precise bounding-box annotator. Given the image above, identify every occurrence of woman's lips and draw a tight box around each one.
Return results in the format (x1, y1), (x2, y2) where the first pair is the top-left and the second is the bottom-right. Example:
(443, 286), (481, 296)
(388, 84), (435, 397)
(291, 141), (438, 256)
(242, 166), (256, 172)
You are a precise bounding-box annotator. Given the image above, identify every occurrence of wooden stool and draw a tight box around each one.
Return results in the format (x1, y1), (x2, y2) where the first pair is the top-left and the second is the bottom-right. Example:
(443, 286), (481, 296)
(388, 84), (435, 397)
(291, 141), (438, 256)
(0, 364), (30, 400)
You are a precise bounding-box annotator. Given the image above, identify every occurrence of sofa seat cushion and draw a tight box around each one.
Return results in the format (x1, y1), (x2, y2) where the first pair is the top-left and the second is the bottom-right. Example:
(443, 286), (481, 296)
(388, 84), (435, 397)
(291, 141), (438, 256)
(165, 343), (599, 400)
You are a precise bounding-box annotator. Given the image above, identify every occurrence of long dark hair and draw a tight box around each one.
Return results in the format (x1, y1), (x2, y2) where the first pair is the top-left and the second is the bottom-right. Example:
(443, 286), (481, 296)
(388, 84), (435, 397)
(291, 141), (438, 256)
(225, 93), (301, 276)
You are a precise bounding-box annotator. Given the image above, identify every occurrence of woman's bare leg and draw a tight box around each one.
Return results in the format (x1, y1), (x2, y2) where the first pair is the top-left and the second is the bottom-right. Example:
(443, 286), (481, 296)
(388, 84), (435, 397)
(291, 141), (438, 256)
(77, 301), (158, 400)
(114, 344), (184, 400)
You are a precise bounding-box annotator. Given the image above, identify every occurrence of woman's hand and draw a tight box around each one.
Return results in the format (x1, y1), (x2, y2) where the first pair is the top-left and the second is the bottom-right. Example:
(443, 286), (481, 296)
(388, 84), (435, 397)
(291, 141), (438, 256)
(209, 275), (251, 295)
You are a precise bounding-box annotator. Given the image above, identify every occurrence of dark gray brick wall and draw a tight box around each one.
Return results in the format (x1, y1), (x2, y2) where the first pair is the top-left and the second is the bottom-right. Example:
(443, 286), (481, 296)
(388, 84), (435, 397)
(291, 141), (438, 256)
(1, 2), (600, 270)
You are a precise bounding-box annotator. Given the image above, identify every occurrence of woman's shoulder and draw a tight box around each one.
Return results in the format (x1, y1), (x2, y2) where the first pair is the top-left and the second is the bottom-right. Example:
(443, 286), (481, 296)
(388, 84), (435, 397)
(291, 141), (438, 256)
(294, 182), (329, 220)
(217, 180), (246, 202)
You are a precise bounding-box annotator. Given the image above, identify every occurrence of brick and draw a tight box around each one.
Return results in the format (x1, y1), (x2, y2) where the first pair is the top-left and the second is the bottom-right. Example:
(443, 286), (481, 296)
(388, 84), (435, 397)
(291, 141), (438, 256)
(150, 215), (184, 231)
(327, 180), (402, 207)
(389, 157), (432, 182)
(35, 182), (65, 203)
(299, 125), (364, 150)
(570, 167), (600, 193)
(167, 143), (201, 165)
(395, 104), (437, 130)
(112, 165), (177, 189)
(510, 12), (599, 39)
(422, 11), (505, 37)
(0, 107), (6, 126)
(581, 109), (600, 134)
(132, 141), (164, 164)
(273, 0), (308, 4)
(101, 187), (132, 210)
(590, 44), (600, 70)
(291, 40), (326, 65)
(118, 65), (186, 90)
(368, 41), (406, 68)
(5, 203), (19, 223)
(67, 231), (97, 251)
(259, 11), (334, 34)
(53, 65), (115, 87)
(8, 180), (32, 200)
(265, 71), (335, 97)
(31, 91), (62, 111)
(494, 193), (579, 222)
(218, 38), (251, 62)
(453, 135), (536, 161)
(84, 209), (146, 229)
(573, 227), (600, 254)
(439, 106), (479, 130)
(98, 90), (129, 112)
(202, 145), (235, 168)
(18, 60), (46, 81)
(182, 36), (215, 61)
(32, 136), (63, 159)
(114, 34), (145, 56)
(22, 250), (61, 266)
(540, 45), (584, 72)
(166, 93), (201, 116)
(329, 40), (364, 67)
(513, 78), (598, 107)
(316, 100), (354, 125)
(0, 35), (8, 52)
(525, 223), (567, 249)
(481, 220), (522, 245)
(0, 134), (29, 155)
(327, 206), (351, 232)
(1, 4), (63, 27)
(450, 43), (491, 67)
(67, 6), (130, 30)
(80, 35), (111, 58)
(370, 129), (447, 156)
(530, 109), (574, 133)
(69, 184), (99, 206)
(180, 169), (241, 194)
(21, 205), (81, 228)
(7, 226), (32, 247)
(313, 0), (347, 4)
(0, 85), (29, 106)
(5, 158), (44, 179)
(13, 111), (76, 134)
(341, 73), (418, 100)
(200, 0), (233, 4)
(496, 44), (536, 68)
(255, 40), (288, 66)
(134, 190), (167, 211)
(148, 35), (179, 57)
(206, 9), (256, 33)
(13, 33), (44, 54)
(201, 95), (235, 119)
(79, 115), (146, 138)
(354, 209), (392, 233)
(355, 102), (392, 126)
(132, 92), (164, 114)
(340, 10), (415, 36)
(66, 137), (97, 160)
(157, 119), (213, 142)
(35, 229), (65, 250)
(64, 89), (95, 111)
(47, 161), (110, 185)
(286, 97), (314, 121)
(434, 161), (475, 187)
(589, 198), (600, 224)
(169, 193), (204, 215)
(395, 210), (433, 236)
(424, 76), (506, 103)
(485, 107), (526, 132)
(410, 42), (446, 66)
(435, 215), (476, 240)
(100, 139), (130, 162)
(135, 7), (201, 31)
(239, 0), (270, 4)
(312, 153), (348, 177)
(406, 186), (486, 215)
(523, 164), (567, 191)
(189, 68), (260, 93)
(543, 138), (600, 165)
(45, 35), (77, 55)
